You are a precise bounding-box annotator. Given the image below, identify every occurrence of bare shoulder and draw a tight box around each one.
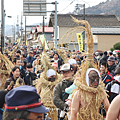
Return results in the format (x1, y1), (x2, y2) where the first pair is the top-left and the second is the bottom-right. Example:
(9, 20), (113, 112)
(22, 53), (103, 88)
(73, 90), (81, 100)
(106, 95), (120, 120)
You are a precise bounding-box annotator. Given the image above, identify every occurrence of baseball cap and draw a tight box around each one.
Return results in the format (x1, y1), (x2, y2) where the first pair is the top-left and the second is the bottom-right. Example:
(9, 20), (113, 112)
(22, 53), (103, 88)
(5, 85), (49, 113)
(68, 59), (77, 65)
(60, 63), (74, 72)
(95, 52), (99, 56)
(76, 55), (80, 60)
(46, 69), (56, 78)
(108, 56), (115, 62)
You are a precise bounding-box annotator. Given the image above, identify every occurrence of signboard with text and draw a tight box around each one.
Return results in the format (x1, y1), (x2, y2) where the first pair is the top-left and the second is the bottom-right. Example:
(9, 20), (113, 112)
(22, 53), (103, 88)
(76, 33), (83, 52)
(23, 0), (46, 16)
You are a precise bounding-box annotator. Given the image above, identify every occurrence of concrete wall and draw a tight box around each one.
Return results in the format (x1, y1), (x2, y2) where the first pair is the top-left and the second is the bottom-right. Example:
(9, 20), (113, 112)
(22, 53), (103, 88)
(97, 35), (120, 51)
(68, 43), (79, 51)
(85, 43), (98, 53)
(59, 26), (82, 44)
(58, 26), (120, 51)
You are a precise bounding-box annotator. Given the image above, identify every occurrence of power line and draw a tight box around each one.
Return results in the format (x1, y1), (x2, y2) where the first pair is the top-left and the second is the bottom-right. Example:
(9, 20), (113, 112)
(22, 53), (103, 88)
(60, 0), (76, 13)
(79, 0), (90, 6)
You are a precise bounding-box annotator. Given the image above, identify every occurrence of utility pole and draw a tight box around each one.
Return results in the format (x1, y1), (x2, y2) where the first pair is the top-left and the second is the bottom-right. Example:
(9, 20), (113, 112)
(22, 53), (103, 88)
(1, 0), (5, 54)
(16, 15), (19, 41)
(14, 23), (15, 42)
(83, 4), (85, 20)
(54, 1), (57, 49)
(12, 25), (14, 42)
(43, 16), (45, 34)
(74, 3), (85, 50)
(74, 4), (85, 18)
(25, 16), (26, 45)
(21, 13), (23, 43)
(83, 4), (85, 50)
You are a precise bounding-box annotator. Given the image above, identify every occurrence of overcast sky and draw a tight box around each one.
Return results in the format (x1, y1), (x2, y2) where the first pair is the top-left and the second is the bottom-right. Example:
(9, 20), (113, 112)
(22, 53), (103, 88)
(1, 0), (107, 27)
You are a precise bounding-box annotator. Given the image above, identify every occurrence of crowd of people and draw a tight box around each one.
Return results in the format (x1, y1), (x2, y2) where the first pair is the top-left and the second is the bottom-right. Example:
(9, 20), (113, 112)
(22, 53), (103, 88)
(0, 42), (120, 120)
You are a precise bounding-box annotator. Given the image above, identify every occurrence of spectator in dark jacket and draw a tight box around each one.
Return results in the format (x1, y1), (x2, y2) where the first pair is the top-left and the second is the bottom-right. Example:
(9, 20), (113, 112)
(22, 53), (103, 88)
(100, 62), (113, 87)
(20, 54), (27, 63)
(75, 55), (81, 66)
(52, 52), (63, 72)
(105, 67), (120, 103)
(116, 52), (120, 65)
(21, 59), (27, 71)
(53, 63), (74, 120)
(108, 51), (113, 57)
(4, 52), (8, 58)
(107, 56), (117, 76)
(4, 66), (25, 90)
(13, 57), (26, 83)
(25, 63), (37, 86)
(26, 51), (35, 64)
(15, 49), (21, 58)
(100, 51), (108, 64)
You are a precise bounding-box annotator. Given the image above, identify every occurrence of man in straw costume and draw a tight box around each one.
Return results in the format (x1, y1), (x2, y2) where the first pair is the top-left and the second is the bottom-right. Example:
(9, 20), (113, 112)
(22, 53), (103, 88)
(67, 16), (110, 120)
(36, 51), (62, 120)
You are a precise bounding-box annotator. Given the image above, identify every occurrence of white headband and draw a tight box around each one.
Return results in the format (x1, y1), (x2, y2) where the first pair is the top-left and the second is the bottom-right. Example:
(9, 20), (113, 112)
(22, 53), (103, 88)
(46, 69), (56, 78)
(68, 59), (77, 65)
(86, 68), (101, 87)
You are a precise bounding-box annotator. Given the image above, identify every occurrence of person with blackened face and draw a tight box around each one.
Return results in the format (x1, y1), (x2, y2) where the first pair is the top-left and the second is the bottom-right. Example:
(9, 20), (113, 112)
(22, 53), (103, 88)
(36, 69), (62, 120)
(70, 68), (109, 120)
(46, 69), (56, 82)
(88, 70), (100, 88)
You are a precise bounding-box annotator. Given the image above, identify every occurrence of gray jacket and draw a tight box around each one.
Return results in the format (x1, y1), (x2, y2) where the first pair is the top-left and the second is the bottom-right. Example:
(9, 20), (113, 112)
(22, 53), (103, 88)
(53, 79), (73, 111)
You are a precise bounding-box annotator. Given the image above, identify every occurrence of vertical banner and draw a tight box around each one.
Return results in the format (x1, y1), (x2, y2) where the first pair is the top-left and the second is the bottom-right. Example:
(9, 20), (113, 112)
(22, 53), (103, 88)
(26, 40), (27, 46)
(38, 34), (49, 50)
(18, 39), (20, 43)
(76, 33), (83, 52)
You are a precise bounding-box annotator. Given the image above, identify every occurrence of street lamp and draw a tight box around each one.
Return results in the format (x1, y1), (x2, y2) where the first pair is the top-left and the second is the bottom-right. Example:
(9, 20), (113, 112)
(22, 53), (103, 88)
(7, 16), (12, 18)
(1, 0), (12, 53)
(5, 13), (12, 46)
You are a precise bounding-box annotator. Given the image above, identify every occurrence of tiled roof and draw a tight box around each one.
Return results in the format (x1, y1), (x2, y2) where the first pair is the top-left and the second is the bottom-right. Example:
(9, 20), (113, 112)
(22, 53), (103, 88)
(91, 27), (120, 35)
(49, 14), (120, 27)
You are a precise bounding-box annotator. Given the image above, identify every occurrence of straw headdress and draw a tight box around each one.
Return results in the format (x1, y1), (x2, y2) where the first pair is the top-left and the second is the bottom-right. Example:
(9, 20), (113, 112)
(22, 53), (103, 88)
(62, 16), (106, 120)
(36, 50), (62, 120)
